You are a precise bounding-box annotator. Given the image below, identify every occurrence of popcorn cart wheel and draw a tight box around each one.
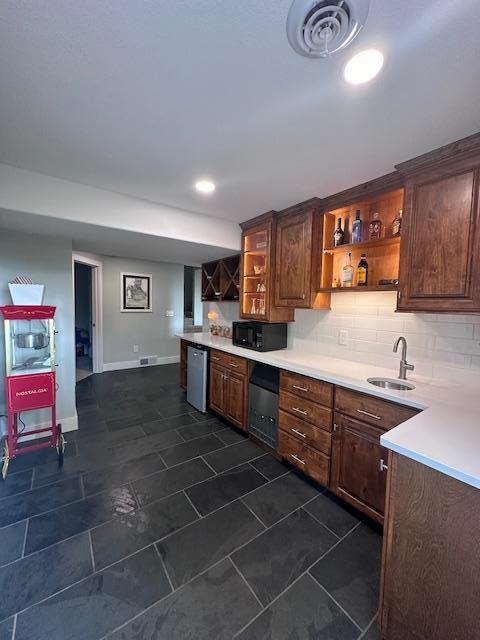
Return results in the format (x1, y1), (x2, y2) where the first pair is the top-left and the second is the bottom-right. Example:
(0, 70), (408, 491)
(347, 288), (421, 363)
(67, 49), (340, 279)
(1, 437), (9, 481)
(56, 424), (66, 466)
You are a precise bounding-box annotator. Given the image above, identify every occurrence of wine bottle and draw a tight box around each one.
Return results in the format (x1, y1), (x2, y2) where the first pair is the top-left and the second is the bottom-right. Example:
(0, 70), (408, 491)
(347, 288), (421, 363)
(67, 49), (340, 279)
(334, 218), (344, 247)
(357, 253), (368, 286)
(392, 209), (403, 236)
(369, 211), (382, 240)
(341, 252), (354, 288)
(352, 210), (362, 244)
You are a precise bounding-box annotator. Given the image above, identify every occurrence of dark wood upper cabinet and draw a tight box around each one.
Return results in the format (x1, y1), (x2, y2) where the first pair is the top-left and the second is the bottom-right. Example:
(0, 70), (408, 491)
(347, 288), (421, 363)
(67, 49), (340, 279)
(240, 212), (295, 321)
(274, 201), (330, 309)
(396, 133), (480, 312)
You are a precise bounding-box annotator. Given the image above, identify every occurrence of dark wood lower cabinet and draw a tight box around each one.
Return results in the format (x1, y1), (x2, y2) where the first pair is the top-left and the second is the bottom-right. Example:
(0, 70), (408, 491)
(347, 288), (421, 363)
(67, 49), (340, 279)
(209, 363), (225, 416)
(180, 339), (188, 389)
(225, 372), (247, 430)
(330, 412), (389, 524)
(278, 430), (330, 486)
(209, 360), (248, 431)
(380, 453), (480, 640)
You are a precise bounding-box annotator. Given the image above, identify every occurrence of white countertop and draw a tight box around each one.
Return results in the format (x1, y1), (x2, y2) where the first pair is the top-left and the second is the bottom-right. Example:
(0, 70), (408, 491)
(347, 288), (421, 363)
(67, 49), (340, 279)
(178, 332), (480, 489)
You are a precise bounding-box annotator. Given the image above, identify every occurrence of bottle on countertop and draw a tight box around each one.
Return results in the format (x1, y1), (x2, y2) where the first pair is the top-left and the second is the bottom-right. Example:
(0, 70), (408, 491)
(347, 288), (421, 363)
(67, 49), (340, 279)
(392, 209), (403, 236)
(334, 218), (344, 247)
(352, 209), (362, 244)
(369, 211), (382, 240)
(357, 253), (368, 286)
(341, 252), (354, 288)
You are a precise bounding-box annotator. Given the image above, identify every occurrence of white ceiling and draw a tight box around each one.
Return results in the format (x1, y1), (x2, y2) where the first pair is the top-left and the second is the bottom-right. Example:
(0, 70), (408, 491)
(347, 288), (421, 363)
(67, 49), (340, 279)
(0, 209), (233, 267)
(1, 0), (480, 223)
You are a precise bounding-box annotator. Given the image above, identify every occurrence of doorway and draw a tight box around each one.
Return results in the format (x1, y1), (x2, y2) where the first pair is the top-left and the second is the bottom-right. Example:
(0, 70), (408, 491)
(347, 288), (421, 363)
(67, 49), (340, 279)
(183, 266), (203, 332)
(73, 253), (103, 381)
(74, 263), (93, 381)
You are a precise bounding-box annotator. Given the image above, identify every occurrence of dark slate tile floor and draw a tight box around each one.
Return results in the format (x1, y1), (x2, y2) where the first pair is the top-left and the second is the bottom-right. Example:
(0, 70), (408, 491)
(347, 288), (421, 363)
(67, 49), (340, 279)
(0, 363), (383, 640)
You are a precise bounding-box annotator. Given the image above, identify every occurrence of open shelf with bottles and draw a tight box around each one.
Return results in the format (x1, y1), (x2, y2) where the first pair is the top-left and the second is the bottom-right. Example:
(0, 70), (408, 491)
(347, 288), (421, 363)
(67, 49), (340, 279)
(320, 188), (404, 291)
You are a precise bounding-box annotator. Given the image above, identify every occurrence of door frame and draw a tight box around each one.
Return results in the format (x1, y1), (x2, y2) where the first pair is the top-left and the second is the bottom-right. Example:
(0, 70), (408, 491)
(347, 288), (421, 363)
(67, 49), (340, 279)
(72, 252), (103, 374)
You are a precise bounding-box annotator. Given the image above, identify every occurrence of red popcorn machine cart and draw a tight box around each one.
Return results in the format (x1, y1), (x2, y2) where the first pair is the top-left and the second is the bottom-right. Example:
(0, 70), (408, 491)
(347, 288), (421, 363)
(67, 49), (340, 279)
(0, 305), (65, 480)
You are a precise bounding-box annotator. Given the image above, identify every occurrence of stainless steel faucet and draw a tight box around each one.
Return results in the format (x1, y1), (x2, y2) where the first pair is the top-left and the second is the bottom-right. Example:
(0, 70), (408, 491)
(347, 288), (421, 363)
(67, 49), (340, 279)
(393, 336), (414, 380)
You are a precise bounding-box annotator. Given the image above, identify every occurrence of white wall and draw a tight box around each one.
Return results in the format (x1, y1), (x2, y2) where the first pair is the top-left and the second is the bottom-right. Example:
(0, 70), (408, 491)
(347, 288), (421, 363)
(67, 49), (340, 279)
(203, 293), (480, 385)
(0, 229), (77, 432)
(102, 256), (184, 369)
(193, 268), (203, 326)
(202, 301), (240, 329)
(0, 163), (240, 251)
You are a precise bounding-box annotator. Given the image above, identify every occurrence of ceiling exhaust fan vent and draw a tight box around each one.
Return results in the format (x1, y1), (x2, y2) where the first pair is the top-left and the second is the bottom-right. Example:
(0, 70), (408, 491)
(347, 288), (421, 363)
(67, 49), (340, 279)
(286, 0), (370, 58)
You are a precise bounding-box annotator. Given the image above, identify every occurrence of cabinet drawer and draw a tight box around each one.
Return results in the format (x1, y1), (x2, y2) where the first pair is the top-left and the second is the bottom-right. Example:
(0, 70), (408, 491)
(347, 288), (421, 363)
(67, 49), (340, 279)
(279, 391), (332, 431)
(279, 409), (331, 456)
(210, 349), (248, 375)
(278, 431), (330, 486)
(335, 387), (419, 430)
(280, 370), (333, 407)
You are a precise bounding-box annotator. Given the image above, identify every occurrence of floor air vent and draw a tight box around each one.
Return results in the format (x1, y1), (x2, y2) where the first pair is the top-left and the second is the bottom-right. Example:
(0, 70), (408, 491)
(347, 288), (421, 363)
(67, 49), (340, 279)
(286, 0), (370, 58)
(140, 356), (157, 366)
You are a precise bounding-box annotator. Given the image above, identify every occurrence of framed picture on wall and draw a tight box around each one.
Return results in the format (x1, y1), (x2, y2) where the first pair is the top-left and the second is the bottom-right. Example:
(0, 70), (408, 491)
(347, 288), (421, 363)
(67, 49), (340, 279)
(121, 273), (152, 312)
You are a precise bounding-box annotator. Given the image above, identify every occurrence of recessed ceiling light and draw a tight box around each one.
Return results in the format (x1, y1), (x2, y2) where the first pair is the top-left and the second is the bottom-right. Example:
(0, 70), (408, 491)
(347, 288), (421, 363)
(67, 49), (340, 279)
(195, 180), (216, 194)
(344, 49), (384, 85)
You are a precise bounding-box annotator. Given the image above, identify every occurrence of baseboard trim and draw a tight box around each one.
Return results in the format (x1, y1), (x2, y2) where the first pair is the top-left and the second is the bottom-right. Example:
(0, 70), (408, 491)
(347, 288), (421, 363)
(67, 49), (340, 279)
(103, 356), (180, 372)
(16, 413), (78, 442)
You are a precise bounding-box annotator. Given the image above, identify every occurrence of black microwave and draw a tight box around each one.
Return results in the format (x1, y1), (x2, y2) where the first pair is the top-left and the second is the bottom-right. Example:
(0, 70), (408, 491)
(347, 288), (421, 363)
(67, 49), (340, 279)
(232, 321), (288, 352)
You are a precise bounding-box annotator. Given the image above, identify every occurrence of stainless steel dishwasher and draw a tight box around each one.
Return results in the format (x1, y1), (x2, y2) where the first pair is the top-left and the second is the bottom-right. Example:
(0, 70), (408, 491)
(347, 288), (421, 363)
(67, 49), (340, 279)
(186, 345), (208, 413)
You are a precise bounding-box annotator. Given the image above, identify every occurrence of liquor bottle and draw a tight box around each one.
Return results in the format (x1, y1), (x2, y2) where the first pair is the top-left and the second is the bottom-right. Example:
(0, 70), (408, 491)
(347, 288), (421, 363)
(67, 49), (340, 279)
(392, 209), (403, 236)
(369, 211), (382, 240)
(352, 210), (362, 244)
(357, 254), (368, 286)
(341, 252), (354, 288)
(334, 218), (344, 247)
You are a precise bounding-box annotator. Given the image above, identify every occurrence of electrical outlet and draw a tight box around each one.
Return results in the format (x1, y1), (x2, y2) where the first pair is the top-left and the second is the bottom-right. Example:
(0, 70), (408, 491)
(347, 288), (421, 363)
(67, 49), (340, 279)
(133, 344), (139, 353)
(339, 330), (349, 346)
(165, 310), (174, 317)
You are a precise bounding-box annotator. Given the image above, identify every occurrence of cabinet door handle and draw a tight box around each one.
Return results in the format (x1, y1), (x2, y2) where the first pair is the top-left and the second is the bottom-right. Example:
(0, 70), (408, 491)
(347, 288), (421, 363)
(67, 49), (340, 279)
(379, 459), (388, 472)
(291, 453), (306, 465)
(293, 384), (308, 392)
(291, 428), (307, 439)
(292, 407), (308, 416)
(333, 423), (338, 432)
(357, 409), (381, 420)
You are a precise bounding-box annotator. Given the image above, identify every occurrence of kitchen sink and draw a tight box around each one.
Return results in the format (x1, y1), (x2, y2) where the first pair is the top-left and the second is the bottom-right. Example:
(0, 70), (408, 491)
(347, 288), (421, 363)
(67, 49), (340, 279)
(367, 377), (415, 391)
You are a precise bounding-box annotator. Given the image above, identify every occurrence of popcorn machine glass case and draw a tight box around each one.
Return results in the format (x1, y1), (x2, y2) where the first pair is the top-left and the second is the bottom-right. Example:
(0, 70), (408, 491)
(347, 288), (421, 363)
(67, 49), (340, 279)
(3, 306), (56, 376)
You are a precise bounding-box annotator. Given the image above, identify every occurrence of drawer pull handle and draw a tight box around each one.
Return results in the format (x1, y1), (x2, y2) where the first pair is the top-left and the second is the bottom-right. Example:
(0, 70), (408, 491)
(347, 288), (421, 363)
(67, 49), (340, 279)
(229, 363), (239, 368)
(293, 384), (308, 392)
(211, 356), (220, 361)
(292, 407), (308, 416)
(357, 409), (382, 420)
(379, 459), (388, 472)
(291, 428), (306, 439)
(291, 453), (306, 465)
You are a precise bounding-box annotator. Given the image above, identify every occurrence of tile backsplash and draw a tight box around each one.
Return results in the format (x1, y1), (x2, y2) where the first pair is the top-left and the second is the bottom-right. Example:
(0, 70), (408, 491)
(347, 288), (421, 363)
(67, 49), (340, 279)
(203, 293), (480, 384)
